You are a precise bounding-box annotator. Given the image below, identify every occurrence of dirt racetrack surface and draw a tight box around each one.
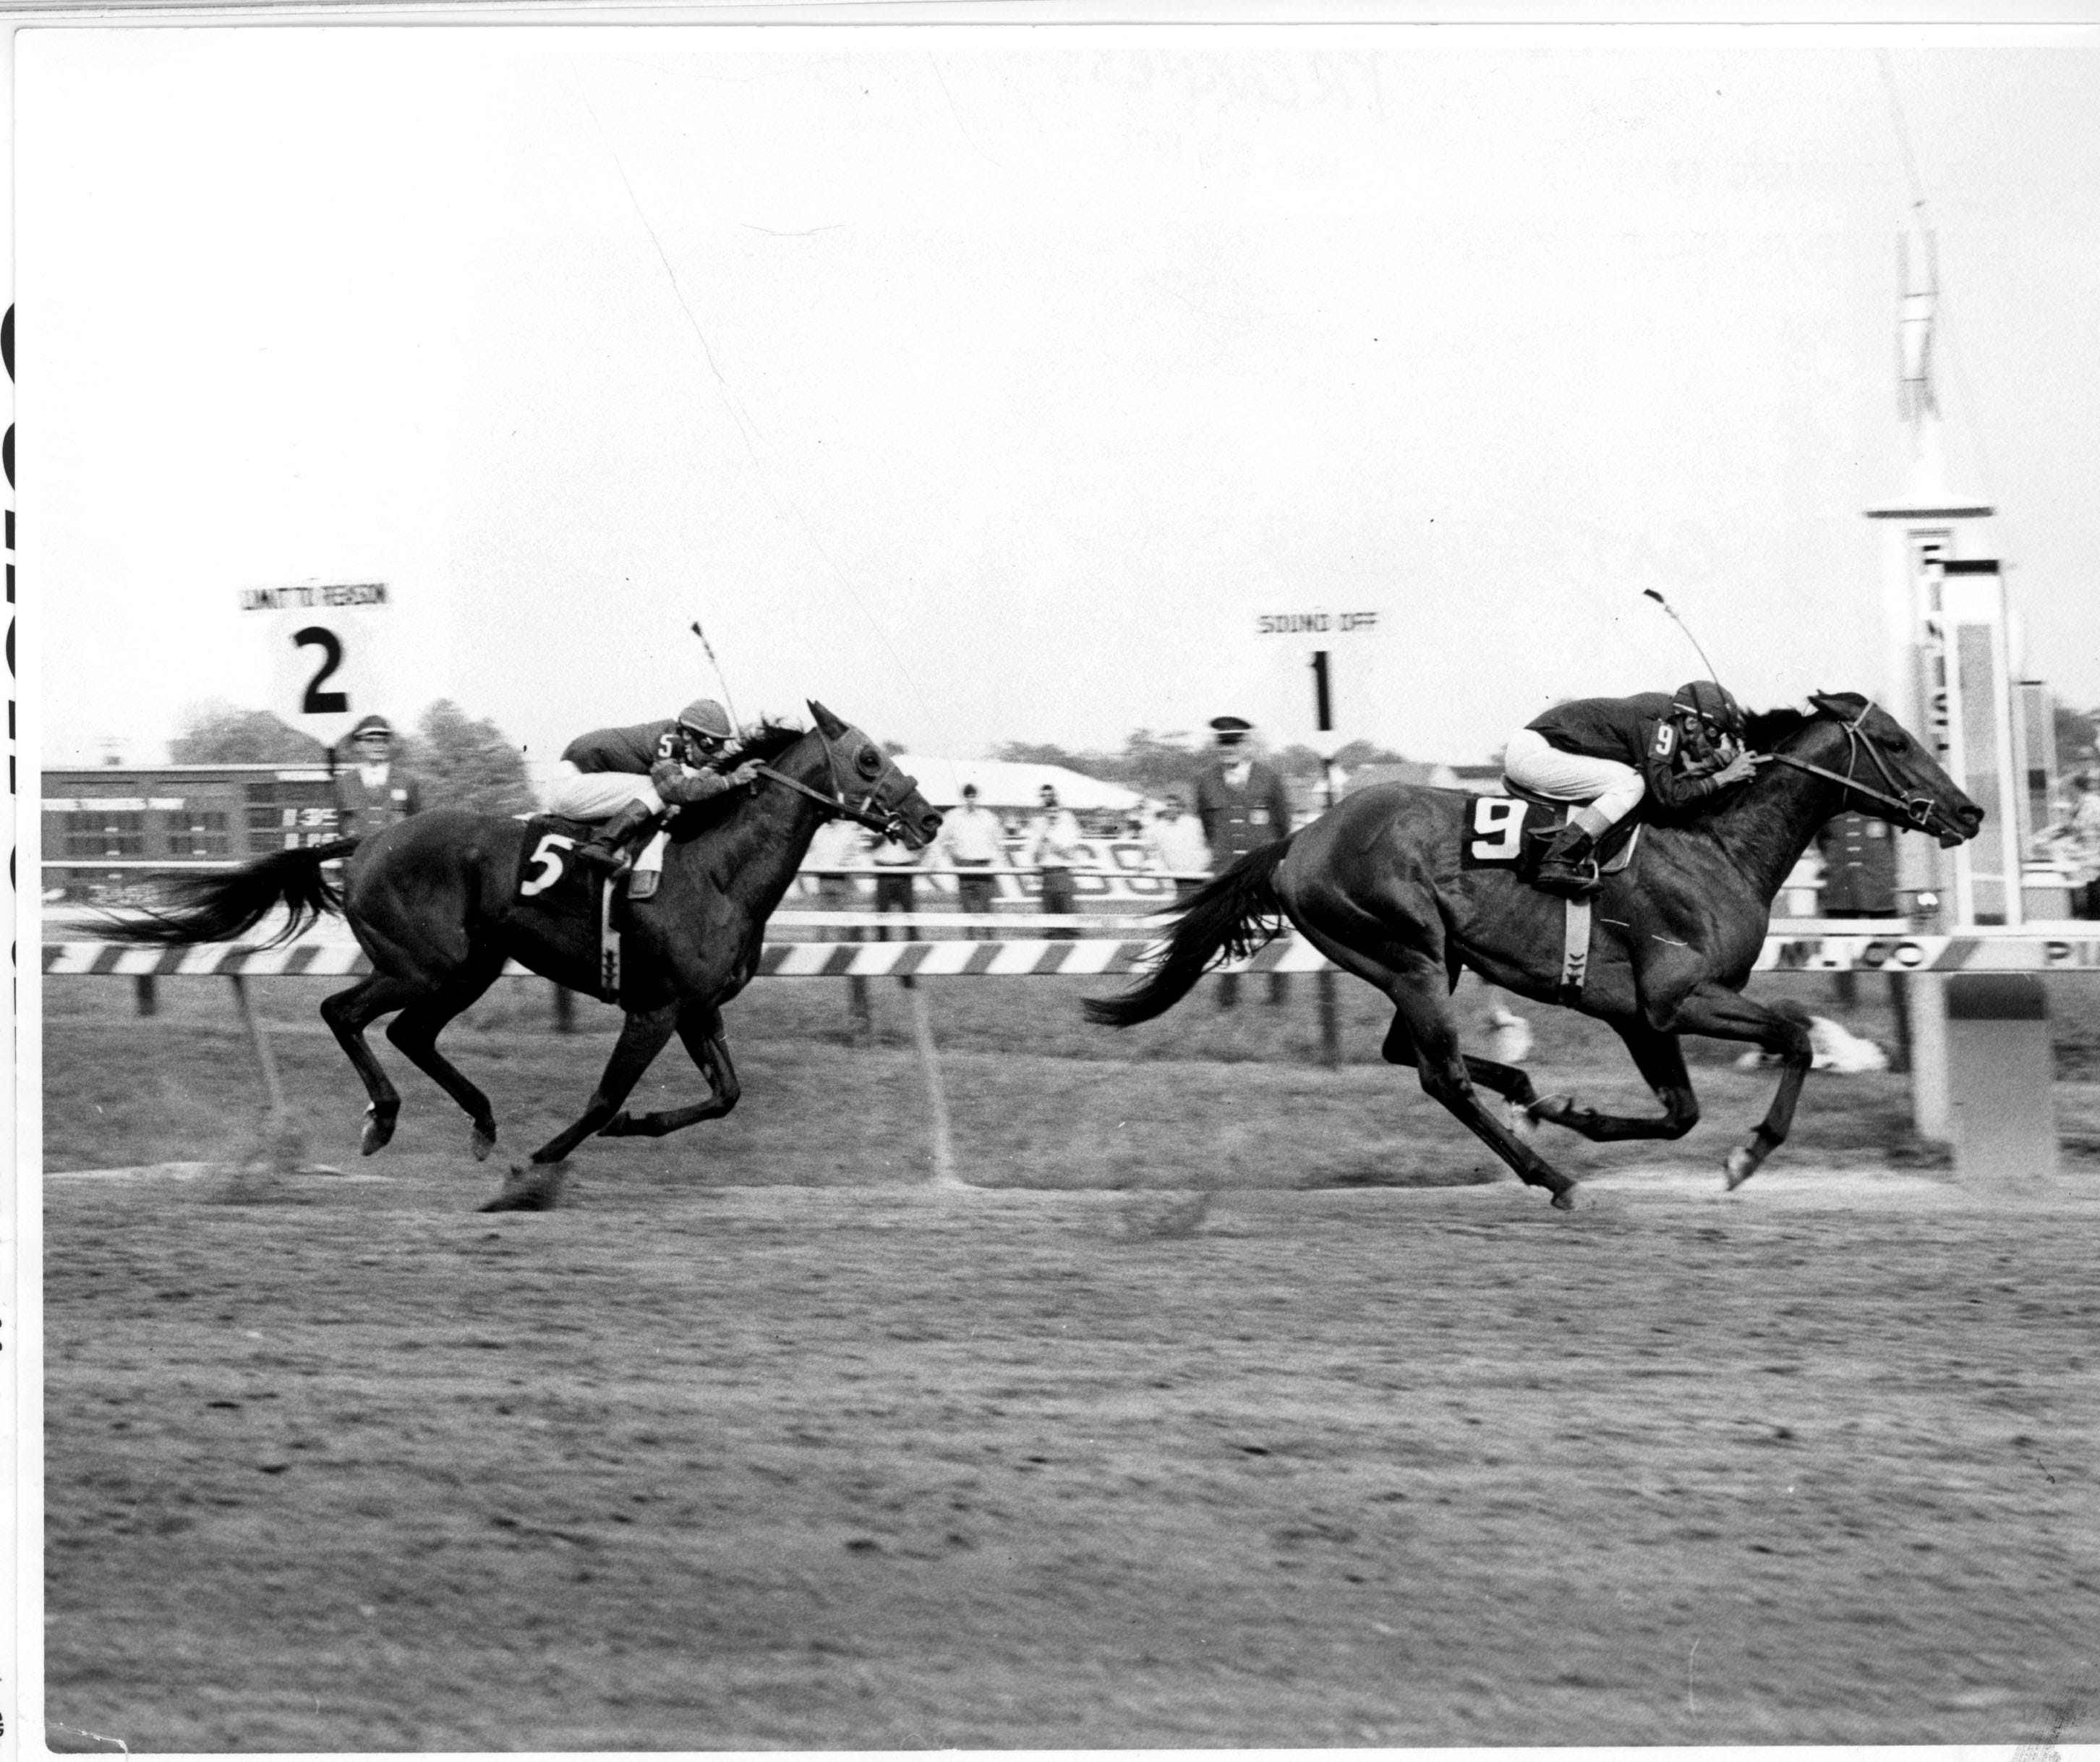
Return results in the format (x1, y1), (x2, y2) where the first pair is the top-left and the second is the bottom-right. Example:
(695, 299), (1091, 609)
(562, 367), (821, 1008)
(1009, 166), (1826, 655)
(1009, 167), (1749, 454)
(43, 1151), (2100, 1751)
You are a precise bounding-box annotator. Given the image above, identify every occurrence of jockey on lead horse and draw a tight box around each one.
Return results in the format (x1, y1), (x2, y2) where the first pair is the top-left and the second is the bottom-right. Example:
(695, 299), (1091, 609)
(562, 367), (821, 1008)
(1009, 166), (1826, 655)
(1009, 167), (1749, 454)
(1502, 680), (1762, 898)
(549, 698), (762, 896)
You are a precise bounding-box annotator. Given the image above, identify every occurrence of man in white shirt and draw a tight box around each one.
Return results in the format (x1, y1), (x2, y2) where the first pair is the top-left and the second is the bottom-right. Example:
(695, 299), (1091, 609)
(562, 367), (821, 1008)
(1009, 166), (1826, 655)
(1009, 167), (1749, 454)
(938, 783), (1007, 939)
(1028, 784), (1086, 941)
(1142, 793), (1212, 904)
(803, 815), (866, 942)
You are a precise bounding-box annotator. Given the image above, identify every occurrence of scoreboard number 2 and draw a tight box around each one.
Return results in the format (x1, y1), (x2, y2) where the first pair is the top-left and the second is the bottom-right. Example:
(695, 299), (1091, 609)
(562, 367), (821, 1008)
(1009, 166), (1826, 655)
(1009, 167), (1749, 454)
(293, 626), (351, 715)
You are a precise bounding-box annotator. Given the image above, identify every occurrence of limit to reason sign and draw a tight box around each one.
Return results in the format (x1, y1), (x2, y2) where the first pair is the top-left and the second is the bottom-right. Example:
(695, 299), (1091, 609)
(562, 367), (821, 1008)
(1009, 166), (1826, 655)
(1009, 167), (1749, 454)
(244, 581), (393, 749)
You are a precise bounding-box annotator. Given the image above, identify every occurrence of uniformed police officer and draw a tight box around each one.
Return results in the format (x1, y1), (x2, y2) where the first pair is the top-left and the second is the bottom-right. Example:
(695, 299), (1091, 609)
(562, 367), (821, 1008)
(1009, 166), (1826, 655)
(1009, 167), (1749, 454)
(332, 714), (423, 838)
(1193, 715), (1294, 865)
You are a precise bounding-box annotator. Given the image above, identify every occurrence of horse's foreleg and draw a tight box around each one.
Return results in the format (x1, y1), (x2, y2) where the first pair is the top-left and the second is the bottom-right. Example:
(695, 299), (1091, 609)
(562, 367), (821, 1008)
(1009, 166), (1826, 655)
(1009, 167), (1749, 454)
(319, 974), (432, 1154)
(1652, 987), (1815, 1188)
(1526, 1020), (1702, 1143)
(383, 948), (508, 1159)
(523, 1003), (682, 1166)
(599, 1005), (742, 1139)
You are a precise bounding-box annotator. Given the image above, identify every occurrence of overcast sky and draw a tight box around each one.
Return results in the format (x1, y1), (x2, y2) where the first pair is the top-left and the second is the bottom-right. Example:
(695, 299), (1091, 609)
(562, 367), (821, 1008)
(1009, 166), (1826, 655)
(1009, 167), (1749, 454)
(18, 23), (2100, 780)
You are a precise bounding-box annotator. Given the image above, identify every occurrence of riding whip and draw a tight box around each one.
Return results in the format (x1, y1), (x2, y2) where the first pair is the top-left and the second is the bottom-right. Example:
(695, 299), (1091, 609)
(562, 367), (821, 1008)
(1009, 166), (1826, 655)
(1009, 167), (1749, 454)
(688, 619), (744, 733)
(1642, 590), (1730, 695)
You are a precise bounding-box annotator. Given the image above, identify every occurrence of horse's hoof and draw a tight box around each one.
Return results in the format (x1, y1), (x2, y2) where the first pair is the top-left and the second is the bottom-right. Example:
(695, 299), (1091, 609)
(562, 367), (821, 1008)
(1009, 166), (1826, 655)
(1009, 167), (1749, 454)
(360, 1110), (396, 1156)
(1724, 1147), (1758, 1191)
(479, 1163), (564, 1212)
(1550, 1186), (1578, 1212)
(470, 1124), (497, 1162)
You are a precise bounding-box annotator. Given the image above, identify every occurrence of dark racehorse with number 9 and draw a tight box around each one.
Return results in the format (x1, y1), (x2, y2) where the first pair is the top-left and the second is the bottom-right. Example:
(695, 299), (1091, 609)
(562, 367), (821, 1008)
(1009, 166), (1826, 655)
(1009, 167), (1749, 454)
(104, 702), (942, 1209)
(1088, 693), (1981, 1209)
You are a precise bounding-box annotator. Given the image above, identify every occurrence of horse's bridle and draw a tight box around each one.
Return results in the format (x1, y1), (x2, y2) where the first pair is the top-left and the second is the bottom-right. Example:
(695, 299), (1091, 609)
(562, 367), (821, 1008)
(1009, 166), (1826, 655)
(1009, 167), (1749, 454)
(750, 728), (912, 837)
(1759, 698), (1942, 833)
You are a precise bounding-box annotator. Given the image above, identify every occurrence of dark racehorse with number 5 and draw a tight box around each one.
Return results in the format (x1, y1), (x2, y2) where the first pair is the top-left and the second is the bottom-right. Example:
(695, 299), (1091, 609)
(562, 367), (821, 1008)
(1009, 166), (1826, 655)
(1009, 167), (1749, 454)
(106, 703), (941, 1209)
(1088, 693), (1981, 1209)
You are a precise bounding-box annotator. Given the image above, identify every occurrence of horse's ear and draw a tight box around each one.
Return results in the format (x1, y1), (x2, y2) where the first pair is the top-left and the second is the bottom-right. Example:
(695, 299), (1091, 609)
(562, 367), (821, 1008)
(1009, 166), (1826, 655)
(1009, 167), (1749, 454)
(806, 700), (848, 739)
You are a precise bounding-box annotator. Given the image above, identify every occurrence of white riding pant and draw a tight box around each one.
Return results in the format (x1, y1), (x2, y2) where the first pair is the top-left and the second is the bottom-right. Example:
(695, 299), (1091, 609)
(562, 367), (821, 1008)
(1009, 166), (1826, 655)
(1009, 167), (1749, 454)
(1501, 728), (1646, 828)
(545, 761), (663, 820)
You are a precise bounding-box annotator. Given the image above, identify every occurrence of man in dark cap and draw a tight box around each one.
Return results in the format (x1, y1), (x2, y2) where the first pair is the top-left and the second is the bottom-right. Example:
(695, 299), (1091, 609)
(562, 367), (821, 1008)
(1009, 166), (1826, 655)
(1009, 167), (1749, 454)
(550, 697), (760, 895)
(1193, 716), (1295, 1005)
(331, 713), (422, 838)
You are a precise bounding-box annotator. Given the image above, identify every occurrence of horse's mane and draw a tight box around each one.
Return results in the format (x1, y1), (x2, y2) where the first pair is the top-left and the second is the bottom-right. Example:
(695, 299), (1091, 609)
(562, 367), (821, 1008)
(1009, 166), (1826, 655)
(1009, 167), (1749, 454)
(667, 719), (809, 838)
(1744, 692), (1866, 754)
(714, 720), (805, 770)
(1743, 705), (1811, 752)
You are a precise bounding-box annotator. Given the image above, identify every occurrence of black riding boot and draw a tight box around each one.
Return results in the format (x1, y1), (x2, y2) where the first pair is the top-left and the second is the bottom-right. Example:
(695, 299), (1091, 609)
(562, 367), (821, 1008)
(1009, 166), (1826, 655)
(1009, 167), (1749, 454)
(1534, 824), (1602, 899)
(573, 800), (660, 876)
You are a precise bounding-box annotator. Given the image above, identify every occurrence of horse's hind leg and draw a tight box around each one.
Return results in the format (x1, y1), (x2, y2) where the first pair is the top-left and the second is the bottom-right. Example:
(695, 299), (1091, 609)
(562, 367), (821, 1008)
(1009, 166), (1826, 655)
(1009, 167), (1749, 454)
(320, 973), (434, 1154)
(1383, 958), (1579, 1209)
(1526, 1020), (1702, 1143)
(1380, 1012), (1545, 1133)
(384, 946), (509, 1160)
(599, 1003), (741, 1140)
(1294, 920), (1577, 1208)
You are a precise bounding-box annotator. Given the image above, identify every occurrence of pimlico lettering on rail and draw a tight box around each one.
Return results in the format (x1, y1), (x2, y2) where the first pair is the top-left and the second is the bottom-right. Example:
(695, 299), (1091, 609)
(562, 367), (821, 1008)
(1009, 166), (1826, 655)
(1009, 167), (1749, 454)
(239, 583), (388, 612)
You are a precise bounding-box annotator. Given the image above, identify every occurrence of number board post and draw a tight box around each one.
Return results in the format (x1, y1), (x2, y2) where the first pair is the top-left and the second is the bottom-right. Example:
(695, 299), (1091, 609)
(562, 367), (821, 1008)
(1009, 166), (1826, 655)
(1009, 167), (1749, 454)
(242, 582), (394, 753)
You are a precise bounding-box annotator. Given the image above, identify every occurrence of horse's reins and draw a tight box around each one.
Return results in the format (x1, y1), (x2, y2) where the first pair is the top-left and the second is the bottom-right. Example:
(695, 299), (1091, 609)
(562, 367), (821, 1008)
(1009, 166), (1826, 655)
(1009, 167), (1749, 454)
(1755, 699), (1942, 831)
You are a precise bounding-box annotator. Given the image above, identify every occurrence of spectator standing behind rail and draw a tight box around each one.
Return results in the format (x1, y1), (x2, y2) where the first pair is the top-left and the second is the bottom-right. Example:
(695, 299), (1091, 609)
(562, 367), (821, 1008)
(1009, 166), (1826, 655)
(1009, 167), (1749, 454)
(1194, 714), (1294, 1005)
(332, 714), (422, 838)
(803, 815), (866, 942)
(937, 783), (1007, 939)
(1142, 791), (1213, 905)
(1028, 783), (1085, 940)
(869, 826), (923, 942)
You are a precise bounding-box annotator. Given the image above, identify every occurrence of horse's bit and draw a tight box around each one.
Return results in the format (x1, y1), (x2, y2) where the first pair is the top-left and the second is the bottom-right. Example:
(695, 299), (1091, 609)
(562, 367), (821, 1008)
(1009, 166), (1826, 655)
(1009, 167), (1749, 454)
(1759, 698), (1942, 831)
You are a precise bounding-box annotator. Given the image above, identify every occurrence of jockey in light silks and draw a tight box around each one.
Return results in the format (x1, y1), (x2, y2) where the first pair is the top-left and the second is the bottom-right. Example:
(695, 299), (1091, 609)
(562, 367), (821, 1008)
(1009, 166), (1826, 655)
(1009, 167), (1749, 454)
(549, 699), (761, 898)
(1501, 680), (1761, 899)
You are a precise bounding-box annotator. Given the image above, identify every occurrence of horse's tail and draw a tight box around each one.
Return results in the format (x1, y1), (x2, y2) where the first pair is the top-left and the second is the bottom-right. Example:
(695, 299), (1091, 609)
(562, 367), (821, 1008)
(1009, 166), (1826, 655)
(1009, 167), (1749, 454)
(1085, 836), (1295, 1029)
(100, 838), (362, 947)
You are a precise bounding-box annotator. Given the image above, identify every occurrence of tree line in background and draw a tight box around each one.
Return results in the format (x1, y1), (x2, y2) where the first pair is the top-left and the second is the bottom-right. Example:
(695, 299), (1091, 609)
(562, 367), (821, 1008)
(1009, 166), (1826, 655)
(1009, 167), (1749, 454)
(163, 694), (2100, 819)
(991, 728), (1414, 801)
(169, 701), (537, 816)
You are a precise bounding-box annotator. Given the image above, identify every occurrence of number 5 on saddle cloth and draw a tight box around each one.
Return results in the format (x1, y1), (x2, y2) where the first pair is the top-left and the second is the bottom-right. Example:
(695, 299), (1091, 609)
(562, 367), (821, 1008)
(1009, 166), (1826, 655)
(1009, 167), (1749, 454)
(514, 814), (649, 1002)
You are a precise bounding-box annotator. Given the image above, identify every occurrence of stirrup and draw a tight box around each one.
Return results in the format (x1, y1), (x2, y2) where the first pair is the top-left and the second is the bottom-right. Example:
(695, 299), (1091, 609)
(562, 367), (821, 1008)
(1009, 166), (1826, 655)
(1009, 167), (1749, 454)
(1534, 860), (1601, 900)
(573, 841), (631, 877)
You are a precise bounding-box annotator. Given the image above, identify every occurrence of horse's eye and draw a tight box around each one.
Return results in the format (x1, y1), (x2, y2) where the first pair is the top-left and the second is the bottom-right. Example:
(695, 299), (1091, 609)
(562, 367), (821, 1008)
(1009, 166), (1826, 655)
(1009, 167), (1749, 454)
(855, 745), (884, 779)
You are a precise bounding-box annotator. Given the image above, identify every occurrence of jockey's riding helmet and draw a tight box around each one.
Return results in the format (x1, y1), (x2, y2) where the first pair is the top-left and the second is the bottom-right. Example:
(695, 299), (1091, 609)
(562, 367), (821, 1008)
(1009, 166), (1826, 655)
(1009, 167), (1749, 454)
(677, 698), (735, 741)
(1673, 680), (1745, 739)
(347, 714), (393, 741)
